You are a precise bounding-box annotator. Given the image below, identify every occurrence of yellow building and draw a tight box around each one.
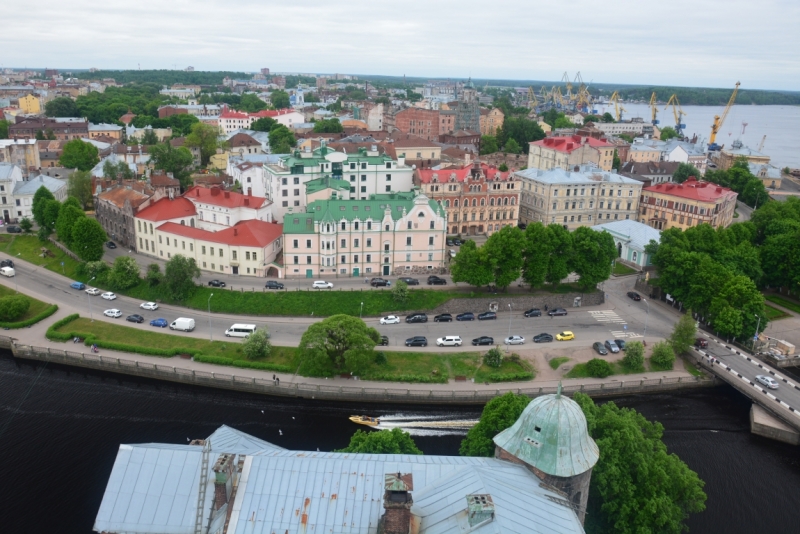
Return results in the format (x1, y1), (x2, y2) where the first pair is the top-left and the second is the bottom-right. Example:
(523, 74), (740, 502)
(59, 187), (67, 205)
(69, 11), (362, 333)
(528, 135), (615, 172)
(18, 94), (40, 114)
(537, 120), (552, 134)
(717, 141), (770, 170)
(639, 178), (738, 230)
(479, 108), (504, 136)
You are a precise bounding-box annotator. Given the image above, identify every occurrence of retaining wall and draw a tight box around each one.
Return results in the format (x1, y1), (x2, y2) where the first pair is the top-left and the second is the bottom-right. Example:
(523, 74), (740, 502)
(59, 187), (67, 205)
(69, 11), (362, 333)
(428, 291), (604, 315)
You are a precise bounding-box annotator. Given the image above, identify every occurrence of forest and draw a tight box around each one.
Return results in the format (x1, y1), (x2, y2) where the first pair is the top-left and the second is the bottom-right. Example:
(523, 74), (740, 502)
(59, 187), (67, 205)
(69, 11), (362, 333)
(73, 69), (250, 86)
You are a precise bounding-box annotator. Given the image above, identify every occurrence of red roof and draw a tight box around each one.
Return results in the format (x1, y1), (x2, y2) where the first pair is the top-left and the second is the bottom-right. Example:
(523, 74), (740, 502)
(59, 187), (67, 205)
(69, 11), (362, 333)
(219, 108), (299, 120)
(531, 135), (613, 153)
(219, 109), (250, 120)
(185, 185), (268, 209)
(644, 178), (737, 202)
(157, 219), (282, 248)
(416, 163), (510, 183)
(136, 197), (196, 221)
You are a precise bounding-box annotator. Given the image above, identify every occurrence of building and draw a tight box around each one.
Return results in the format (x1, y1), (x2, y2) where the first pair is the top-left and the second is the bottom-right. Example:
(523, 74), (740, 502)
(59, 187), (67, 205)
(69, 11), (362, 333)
(218, 108), (304, 134)
(627, 138), (708, 174)
(8, 117), (89, 141)
(416, 162), (520, 236)
(640, 177), (738, 230)
(93, 391), (591, 534)
(158, 104), (222, 118)
(627, 142), (663, 163)
(528, 135), (615, 172)
(479, 107), (504, 136)
(717, 139), (770, 170)
(453, 79), (480, 132)
(749, 162), (783, 189)
(227, 132), (263, 157)
(592, 119), (653, 137)
(88, 123), (123, 140)
(593, 219), (661, 268)
(516, 165), (643, 230)
(0, 138), (40, 175)
(17, 93), (40, 114)
(0, 163), (24, 223)
(619, 160), (681, 187)
(282, 191), (446, 278)
(440, 130), (481, 147)
(393, 108), (440, 142)
(10, 174), (67, 221)
(380, 133), (441, 169)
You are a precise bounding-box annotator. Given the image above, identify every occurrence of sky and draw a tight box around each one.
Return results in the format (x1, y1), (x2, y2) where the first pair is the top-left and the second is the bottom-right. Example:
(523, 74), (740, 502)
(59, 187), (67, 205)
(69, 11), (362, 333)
(3, 0), (799, 90)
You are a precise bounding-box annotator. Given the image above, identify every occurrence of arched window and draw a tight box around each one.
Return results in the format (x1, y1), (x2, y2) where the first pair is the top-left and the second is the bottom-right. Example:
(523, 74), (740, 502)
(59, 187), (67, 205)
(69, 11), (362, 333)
(480, 198), (485, 206)
(418, 211), (425, 217)
(511, 197), (516, 205)
(385, 224), (390, 231)
(190, 219), (195, 228)
(490, 198), (495, 206)
(445, 200), (450, 208)
(180, 220), (185, 225)
(454, 200), (459, 207)
(326, 224), (331, 232)
(471, 198), (477, 207)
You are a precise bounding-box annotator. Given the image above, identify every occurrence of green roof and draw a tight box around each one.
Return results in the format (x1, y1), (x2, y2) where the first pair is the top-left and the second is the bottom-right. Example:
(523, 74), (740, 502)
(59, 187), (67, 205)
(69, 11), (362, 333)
(279, 147), (393, 173)
(305, 176), (350, 195)
(283, 192), (443, 234)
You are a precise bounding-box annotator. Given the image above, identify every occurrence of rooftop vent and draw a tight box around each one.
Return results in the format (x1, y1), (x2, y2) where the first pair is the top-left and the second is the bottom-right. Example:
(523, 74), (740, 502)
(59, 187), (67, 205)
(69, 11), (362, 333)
(466, 494), (495, 527)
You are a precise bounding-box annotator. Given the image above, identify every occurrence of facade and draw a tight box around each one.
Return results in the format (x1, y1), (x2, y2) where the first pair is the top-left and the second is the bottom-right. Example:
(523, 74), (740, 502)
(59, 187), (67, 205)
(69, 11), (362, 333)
(158, 104), (222, 118)
(227, 132), (263, 157)
(619, 160), (681, 187)
(218, 108), (304, 134)
(0, 163), (24, 223)
(592, 119), (653, 137)
(11, 174), (67, 220)
(516, 165), (643, 230)
(749, 162), (783, 189)
(282, 191), (446, 278)
(479, 107), (504, 136)
(8, 117), (89, 141)
(528, 135), (615, 172)
(415, 162), (520, 236)
(718, 140), (770, 170)
(0, 139), (40, 175)
(627, 142), (663, 163)
(380, 133), (441, 168)
(593, 219), (662, 268)
(640, 178), (738, 230)
(88, 123), (123, 140)
(393, 108), (440, 141)
(18, 94), (40, 114)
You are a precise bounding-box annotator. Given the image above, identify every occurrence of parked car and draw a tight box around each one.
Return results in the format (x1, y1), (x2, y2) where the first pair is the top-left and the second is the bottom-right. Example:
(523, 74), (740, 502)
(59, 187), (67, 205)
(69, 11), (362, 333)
(70, 281), (86, 290)
(504, 335), (525, 345)
(478, 311), (497, 321)
(101, 292), (117, 300)
(0, 259), (14, 268)
(208, 279), (226, 287)
(312, 280), (333, 289)
(106, 241), (117, 249)
(627, 291), (641, 301)
(548, 308), (568, 316)
(427, 275), (447, 285)
(405, 313), (428, 323)
(694, 338), (708, 348)
(380, 315), (400, 325)
(370, 278), (389, 287)
(150, 318), (168, 328)
(449, 249), (457, 258)
(5, 225), (21, 233)
(398, 277), (419, 285)
(453, 239), (463, 246)
(265, 281), (284, 290)
(434, 313), (452, 322)
(524, 308), (542, 317)
(103, 309), (122, 318)
(0, 266), (13, 277)
(446, 238), (455, 246)
(456, 312), (475, 321)
(126, 314), (144, 323)
(756, 375), (779, 390)
(593, 342), (608, 355)
(85, 287), (101, 296)
(472, 336), (494, 346)
(556, 331), (575, 341)
(436, 336), (463, 347)
(140, 302), (159, 311)
(170, 317), (196, 331)
(533, 333), (553, 343)
(613, 339), (627, 351)
(604, 340), (620, 353)
(405, 336), (428, 347)
(378, 335), (389, 346)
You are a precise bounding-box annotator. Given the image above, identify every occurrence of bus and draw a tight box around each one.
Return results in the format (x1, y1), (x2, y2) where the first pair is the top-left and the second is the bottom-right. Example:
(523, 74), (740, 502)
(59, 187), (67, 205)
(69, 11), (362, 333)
(225, 324), (257, 338)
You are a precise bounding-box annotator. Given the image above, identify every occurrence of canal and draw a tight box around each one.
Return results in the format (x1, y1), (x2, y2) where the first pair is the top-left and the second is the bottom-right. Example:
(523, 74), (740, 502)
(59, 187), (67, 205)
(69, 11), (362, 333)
(1, 352), (798, 533)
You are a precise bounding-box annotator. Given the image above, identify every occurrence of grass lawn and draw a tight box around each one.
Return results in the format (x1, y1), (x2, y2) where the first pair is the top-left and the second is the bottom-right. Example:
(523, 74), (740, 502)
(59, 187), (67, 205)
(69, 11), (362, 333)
(764, 304), (790, 321)
(764, 294), (800, 315)
(681, 356), (704, 377)
(0, 235), (83, 280)
(0, 284), (53, 320)
(612, 262), (638, 276)
(473, 358), (534, 383)
(565, 359), (644, 379)
(549, 356), (570, 370)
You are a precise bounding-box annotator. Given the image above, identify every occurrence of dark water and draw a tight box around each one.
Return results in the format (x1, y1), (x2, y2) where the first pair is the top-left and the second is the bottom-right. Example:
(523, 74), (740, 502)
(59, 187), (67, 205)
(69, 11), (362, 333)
(1, 352), (799, 534)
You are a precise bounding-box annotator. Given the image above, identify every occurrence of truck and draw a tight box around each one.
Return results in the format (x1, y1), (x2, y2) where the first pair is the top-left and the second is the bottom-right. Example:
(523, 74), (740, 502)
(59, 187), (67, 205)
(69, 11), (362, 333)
(169, 317), (195, 332)
(0, 266), (15, 277)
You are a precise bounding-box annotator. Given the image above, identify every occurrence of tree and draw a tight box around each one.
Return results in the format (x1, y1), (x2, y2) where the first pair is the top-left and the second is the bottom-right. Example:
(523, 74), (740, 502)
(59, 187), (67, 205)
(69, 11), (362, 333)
(251, 117), (278, 132)
(59, 139), (100, 171)
(271, 90), (290, 109)
(141, 128), (159, 145)
(450, 240), (493, 287)
(670, 311), (697, 356)
(102, 160), (134, 182)
(521, 222), (551, 288)
(163, 254), (200, 301)
(659, 126), (679, 140)
(497, 117), (545, 154)
(55, 204), (85, 246)
(19, 217), (32, 233)
(149, 141), (195, 190)
(45, 96), (80, 117)
(242, 327), (272, 360)
(43, 199), (61, 232)
(503, 138), (521, 154)
(298, 315), (380, 375)
(269, 125), (296, 153)
(650, 341), (676, 370)
(186, 122), (221, 166)
(71, 217), (106, 261)
(542, 108), (559, 128)
(146, 263), (163, 286)
(483, 226), (526, 289)
(312, 118), (344, 133)
(0, 119), (9, 139)
(483, 348), (503, 368)
(0, 294), (31, 321)
(554, 116), (575, 129)
(612, 149), (621, 170)
(498, 163), (508, 172)
(108, 256), (141, 290)
(459, 392), (531, 457)
(68, 170), (94, 209)
(37, 226), (51, 242)
(545, 224), (573, 286)
(583, 114), (601, 124)
(586, 358), (613, 378)
(673, 163), (702, 183)
(601, 112), (615, 123)
(479, 135), (498, 155)
(621, 341), (645, 372)
(32, 185), (56, 227)
(391, 279), (408, 303)
(574, 392), (706, 534)
(335, 428), (422, 455)
(571, 226), (617, 291)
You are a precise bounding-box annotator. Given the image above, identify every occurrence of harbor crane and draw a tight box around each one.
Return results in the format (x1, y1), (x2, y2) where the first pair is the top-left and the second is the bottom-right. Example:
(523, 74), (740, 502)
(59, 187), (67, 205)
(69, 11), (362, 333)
(609, 91), (626, 121)
(758, 135), (766, 152)
(527, 86), (538, 109)
(649, 92), (659, 126)
(708, 81), (740, 151)
(664, 94), (686, 136)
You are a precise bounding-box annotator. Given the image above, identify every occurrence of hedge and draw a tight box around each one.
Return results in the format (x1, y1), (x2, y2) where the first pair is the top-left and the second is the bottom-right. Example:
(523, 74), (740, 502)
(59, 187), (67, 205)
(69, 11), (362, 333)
(194, 354), (293, 373)
(46, 313), (81, 340)
(485, 371), (535, 382)
(0, 304), (59, 329)
(362, 373), (449, 384)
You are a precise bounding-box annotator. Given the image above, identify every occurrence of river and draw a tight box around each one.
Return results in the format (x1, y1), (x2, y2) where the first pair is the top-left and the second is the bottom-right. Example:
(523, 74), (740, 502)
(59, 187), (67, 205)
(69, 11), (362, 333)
(1, 352), (799, 533)
(592, 103), (800, 169)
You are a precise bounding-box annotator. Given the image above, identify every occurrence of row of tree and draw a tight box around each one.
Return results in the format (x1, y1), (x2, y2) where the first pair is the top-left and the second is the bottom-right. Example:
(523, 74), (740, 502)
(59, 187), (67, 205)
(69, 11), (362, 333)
(251, 117), (297, 153)
(32, 189), (107, 261)
(704, 158), (770, 208)
(451, 224), (617, 292)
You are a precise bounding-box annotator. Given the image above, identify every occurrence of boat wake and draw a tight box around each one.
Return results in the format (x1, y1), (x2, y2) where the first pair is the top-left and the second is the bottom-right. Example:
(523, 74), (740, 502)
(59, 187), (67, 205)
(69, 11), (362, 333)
(360, 413), (479, 436)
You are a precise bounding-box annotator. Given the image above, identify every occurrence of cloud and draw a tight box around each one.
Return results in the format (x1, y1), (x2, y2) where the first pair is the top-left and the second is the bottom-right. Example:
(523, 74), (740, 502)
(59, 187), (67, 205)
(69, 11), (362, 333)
(1, 0), (798, 89)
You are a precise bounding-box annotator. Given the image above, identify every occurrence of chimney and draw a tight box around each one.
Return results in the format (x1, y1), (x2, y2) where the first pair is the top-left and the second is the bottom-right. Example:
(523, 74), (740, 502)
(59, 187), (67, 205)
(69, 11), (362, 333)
(244, 198), (250, 206)
(196, 188), (200, 197)
(224, 191), (230, 198)
(212, 454), (235, 511)
(233, 228), (238, 236)
(466, 494), (495, 528)
(381, 473), (413, 534)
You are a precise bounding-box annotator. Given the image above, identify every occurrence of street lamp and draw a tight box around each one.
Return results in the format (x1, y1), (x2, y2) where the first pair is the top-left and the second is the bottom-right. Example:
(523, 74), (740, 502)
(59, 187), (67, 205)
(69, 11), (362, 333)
(754, 314), (761, 351)
(208, 293), (214, 341)
(642, 298), (649, 338)
(506, 303), (512, 352)
(87, 276), (96, 322)
(360, 301), (364, 319)
(14, 253), (20, 293)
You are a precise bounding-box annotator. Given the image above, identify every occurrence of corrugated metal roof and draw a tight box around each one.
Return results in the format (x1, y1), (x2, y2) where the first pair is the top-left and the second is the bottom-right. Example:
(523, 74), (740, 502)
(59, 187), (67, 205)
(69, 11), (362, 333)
(13, 175), (66, 196)
(515, 166), (641, 186)
(593, 219), (662, 251)
(207, 424), (286, 455)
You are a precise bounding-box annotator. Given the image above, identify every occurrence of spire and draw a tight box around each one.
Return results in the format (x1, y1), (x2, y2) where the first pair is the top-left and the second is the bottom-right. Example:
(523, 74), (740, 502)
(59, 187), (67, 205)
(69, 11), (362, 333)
(556, 381), (562, 399)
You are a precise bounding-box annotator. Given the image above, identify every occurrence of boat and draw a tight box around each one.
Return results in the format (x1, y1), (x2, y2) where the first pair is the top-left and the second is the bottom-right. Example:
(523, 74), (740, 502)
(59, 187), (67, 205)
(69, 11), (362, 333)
(349, 415), (380, 427)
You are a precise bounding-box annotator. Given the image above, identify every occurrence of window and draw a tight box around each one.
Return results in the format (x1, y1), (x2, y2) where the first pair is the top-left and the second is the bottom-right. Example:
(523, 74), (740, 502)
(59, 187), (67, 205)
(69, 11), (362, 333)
(341, 239), (346, 248)
(428, 236), (434, 245)
(428, 253), (433, 261)
(282, 190), (288, 197)
(406, 253), (411, 261)
(293, 239), (298, 248)
(159, 235), (163, 244)
(354, 238), (359, 247)
(367, 222), (372, 230)
(406, 237), (412, 246)
(293, 256), (298, 264)
(341, 222), (346, 231)
(554, 189), (559, 197)
(294, 189), (299, 196)
(293, 177), (299, 185)
(407, 221), (412, 230)
(232, 250), (236, 260)
(166, 237), (170, 246)
(361, 163), (367, 169)
(386, 174), (391, 181)
(307, 256), (312, 264)
(385, 224), (390, 231)
(429, 220), (434, 229)
(282, 201), (288, 207)
(366, 254), (371, 262)
(552, 202), (557, 209)
(385, 243), (390, 251)
(182, 241), (185, 250)
(361, 186), (366, 193)
(341, 255), (346, 264)
(361, 175), (366, 181)
(252, 252), (257, 261)
(566, 189), (570, 197)
(245, 251), (250, 260)
(599, 201), (604, 209)
(366, 238), (372, 247)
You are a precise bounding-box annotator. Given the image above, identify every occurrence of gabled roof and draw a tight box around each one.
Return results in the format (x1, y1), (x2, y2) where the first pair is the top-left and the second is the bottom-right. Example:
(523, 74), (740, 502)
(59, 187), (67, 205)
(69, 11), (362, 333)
(185, 186), (268, 209)
(228, 132), (260, 148)
(97, 185), (152, 209)
(207, 425), (285, 455)
(593, 219), (662, 250)
(157, 220), (283, 248)
(644, 178), (738, 202)
(136, 197), (197, 222)
(13, 174), (66, 195)
(416, 163), (510, 184)
(305, 176), (351, 194)
(531, 135), (613, 152)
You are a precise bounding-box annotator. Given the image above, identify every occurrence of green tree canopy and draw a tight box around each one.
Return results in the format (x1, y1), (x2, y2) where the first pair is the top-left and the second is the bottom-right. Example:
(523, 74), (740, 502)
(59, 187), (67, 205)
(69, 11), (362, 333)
(251, 117), (278, 132)
(312, 118), (344, 133)
(55, 204), (85, 246)
(672, 163), (702, 183)
(545, 224), (573, 286)
(459, 392), (531, 457)
(621, 341), (645, 372)
(186, 122), (222, 166)
(503, 138), (521, 154)
(32, 186), (56, 227)
(242, 327), (272, 360)
(335, 428), (422, 455)
(271, 90), (290, 109)
(450, 240), (493, 287)
(108, 256), (141, 290)
(163, 254), (200, 301)
(68, 170), (95, 209)
(45, 97), (80, 117)
(42, 199), (61, 232)
(483, 226), (526, 289)
(269, 125), (296, 153)
(479, 135), (498, 155)
(650, 341), (676, 370)
(659, 126), (679, 140)
(59, 139), (100, 171)
(0, 294), (31, 321)
(670, 311), (697, 355)
(571, 226), (617, 291)
(497, 117), (545, 154)
(71, 217), (107, 261)
(298, 314), (380, 375)
(601, 112), (615, 123)
(0, 119), (10, 139)
(521, 222), (551, 288)
(149, 141), (195, 190)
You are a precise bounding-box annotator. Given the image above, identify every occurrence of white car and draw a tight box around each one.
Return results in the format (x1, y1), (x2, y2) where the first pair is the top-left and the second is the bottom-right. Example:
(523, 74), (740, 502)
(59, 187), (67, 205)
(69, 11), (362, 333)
(85, 287), (101, 296)
(380, 315), (400, 325)
(312, 281), (333, 289)
(103, 309), (122, 318)
(101, 292), (117, 300)
(504, 335), (525, 345)
(756, 375), (779, 390)
(436, 335), (463, 347)
(140, 302), (159, 311)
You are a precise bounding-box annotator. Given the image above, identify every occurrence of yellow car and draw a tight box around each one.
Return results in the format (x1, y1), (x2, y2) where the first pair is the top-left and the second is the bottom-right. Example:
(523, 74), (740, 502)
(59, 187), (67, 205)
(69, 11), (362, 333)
(555, 331), (575, 341)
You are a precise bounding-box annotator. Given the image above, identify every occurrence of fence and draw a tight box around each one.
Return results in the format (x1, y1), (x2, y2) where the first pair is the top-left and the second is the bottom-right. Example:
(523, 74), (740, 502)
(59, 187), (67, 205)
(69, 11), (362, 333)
(1, 336), (714, 404)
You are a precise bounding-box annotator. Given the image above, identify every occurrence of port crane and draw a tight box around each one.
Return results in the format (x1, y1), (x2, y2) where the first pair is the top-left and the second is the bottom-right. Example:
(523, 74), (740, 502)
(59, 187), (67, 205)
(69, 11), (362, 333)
(609, 91), (626, 121)
(527, 86), (538, 109)
(758, 135), (766, 152)
(649, 92), (659, 126)
(708, 81), (740, 151)
(664, 94), (686, 136)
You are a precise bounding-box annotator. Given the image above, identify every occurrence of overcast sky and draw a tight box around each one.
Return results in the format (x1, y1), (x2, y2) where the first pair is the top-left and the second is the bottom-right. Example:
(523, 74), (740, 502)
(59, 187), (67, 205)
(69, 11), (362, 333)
(3, 0), (798, 90)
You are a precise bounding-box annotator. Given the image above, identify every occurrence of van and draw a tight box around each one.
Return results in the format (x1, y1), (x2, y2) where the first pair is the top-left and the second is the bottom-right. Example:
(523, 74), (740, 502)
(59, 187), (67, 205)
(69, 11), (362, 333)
(0, 267), (15, 277)
(169, 317), (195, 332)
(225, 324), (256, 338)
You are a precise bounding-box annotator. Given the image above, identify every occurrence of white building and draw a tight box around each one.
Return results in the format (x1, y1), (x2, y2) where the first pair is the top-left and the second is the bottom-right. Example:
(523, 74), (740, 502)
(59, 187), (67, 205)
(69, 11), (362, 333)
(593, 219), (661, 268)
(218, 108), (305, 135)
(12, 174), (68, 220)
(0, 163), (24, 223)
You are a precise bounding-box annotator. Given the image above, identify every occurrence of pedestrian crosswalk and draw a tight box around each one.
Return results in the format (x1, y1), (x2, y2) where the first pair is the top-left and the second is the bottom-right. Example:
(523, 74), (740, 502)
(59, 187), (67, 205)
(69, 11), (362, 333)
(588, 310), (627, 324)
(611, 330), (643, 339)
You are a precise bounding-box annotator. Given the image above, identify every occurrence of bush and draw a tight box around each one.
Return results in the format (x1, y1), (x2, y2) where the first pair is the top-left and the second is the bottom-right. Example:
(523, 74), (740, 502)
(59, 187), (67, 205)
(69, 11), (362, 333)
(651, 341), (676, 370)
(46, 313), (81, 340)
(391, 279), (409, 303)
(242, 327), (271, 360)
(508, 353), (521, 363)
(20, 217), (32, 232)
(0, 304), (58, 328)
(37, 226), (51, 242)
(146, 263), (162, 286)
(375, 351), (387, 365)
(586, 358), (613, 378)
(80, 260), (110, 284)
(621, 341), (645, 372)
(365, 373), (448, 384)
(486, 371), (534, 382)
(483, 348), (503, 368)
(0, 294), (31, 321)
(107, 256), (140, 290)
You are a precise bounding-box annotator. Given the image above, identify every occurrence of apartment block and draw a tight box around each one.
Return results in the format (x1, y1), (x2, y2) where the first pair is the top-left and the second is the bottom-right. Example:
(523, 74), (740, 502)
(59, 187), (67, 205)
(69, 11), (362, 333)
(528, 135), (615, 172)
(639, 178), (737, 230)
